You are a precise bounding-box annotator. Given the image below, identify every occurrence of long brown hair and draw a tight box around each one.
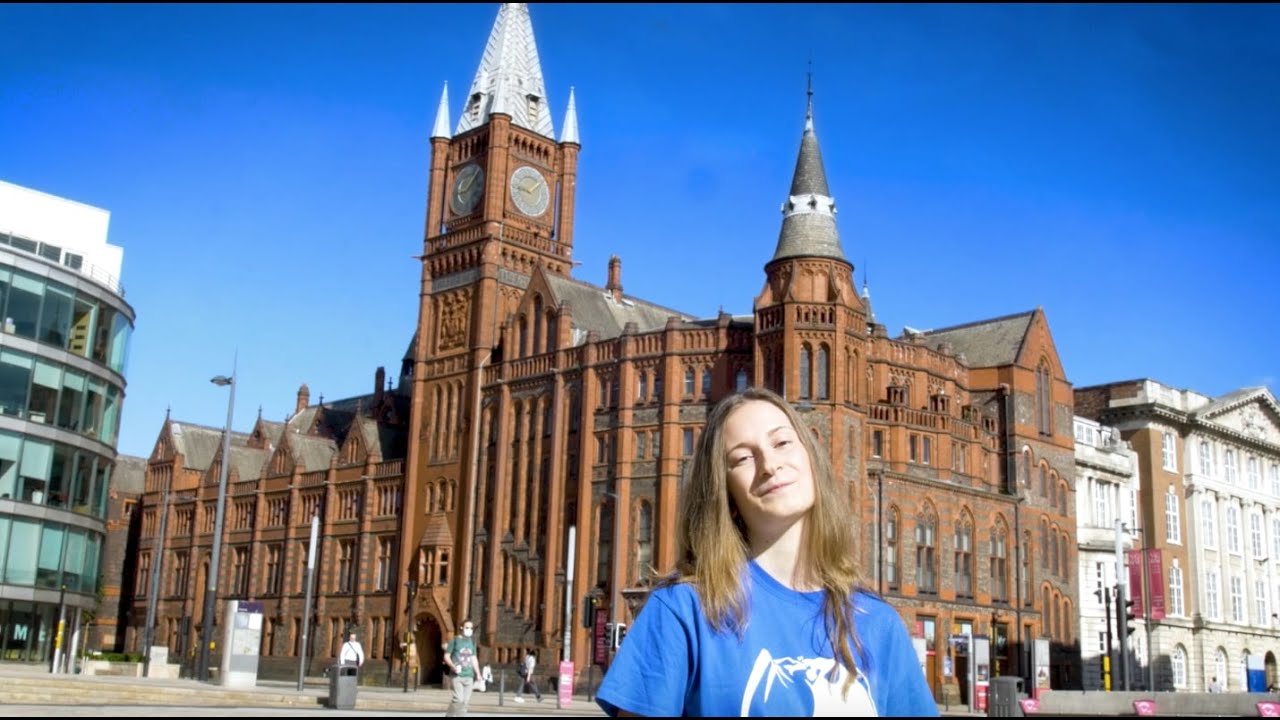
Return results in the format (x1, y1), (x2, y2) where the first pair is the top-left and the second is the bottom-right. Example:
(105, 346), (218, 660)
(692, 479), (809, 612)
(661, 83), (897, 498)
(664, 387), (865, 691)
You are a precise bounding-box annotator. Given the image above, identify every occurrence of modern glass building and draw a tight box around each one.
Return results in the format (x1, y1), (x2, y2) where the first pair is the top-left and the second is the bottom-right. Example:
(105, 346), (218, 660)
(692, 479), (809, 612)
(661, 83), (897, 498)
(0, 180), (133, 664)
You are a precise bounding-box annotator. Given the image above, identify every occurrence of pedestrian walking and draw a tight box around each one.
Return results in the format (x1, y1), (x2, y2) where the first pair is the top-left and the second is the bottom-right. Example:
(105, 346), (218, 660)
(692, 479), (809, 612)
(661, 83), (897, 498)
(444, 619), (481, 716)
(514, 650), (542, 702)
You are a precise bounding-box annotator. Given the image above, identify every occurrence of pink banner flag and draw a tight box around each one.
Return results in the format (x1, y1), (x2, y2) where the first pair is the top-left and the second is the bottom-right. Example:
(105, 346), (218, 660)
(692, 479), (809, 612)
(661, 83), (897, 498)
(1146, 548), (1165, 620)
(1126, 549), (1145, 618)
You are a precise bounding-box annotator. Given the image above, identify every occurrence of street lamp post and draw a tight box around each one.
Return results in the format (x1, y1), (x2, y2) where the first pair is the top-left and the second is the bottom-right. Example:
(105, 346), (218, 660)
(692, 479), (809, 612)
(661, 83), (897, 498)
(198, 369), (236, 682)
(403, 579), (418, 693)
(142, 487), (174, 678)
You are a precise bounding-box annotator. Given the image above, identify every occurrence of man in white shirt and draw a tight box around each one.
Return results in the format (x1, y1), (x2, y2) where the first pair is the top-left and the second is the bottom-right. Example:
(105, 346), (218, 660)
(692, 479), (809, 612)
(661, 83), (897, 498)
(340, 631), (365, 669)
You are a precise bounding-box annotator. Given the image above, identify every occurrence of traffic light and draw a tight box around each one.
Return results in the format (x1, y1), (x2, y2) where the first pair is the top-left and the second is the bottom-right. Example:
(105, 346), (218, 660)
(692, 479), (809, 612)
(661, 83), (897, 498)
(612, 622), (627, 649)
(583, 595), (598, 628)
(1118, 598), (1136, 637)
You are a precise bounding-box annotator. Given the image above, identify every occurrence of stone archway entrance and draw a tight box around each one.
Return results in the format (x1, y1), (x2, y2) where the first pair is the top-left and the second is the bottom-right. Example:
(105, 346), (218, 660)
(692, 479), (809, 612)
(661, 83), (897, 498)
(1266, 651), (1277, 692)
(415, 614), (444, 686)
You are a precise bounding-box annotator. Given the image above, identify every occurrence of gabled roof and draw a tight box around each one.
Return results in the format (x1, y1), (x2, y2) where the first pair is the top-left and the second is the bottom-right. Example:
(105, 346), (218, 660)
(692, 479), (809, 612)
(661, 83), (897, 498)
(544, 272), (694, 342)
(287, 433), (338, 473)
(915, 311), (1036, 368)
(229, 445), (270, 483)
(169, 421), (252, 472)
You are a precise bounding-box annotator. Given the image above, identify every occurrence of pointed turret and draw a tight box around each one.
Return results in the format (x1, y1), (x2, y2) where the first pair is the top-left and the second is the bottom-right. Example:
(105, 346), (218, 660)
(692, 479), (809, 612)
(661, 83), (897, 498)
(431, 83), (451, 139)
(561, 87), (579, 144)
(772, 83), (845, 262)
(456, 3), (555, 138)
(861, 272), (876, 324)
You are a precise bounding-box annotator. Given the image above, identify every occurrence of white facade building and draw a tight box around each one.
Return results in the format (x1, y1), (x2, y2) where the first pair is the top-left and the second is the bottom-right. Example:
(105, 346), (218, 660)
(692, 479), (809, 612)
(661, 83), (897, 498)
(1077, 380), (1280, 692)
(1074, 416), (1142, 690)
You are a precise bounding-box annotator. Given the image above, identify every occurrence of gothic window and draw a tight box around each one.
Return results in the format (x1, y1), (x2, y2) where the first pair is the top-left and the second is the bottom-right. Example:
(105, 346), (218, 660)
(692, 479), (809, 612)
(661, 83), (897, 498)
(799, 345), (811, 400)
(636, 501), (653, 583)
(886, 507), (899, 591)
(1022, 532), (1033, 606)
(375, 537), (397, 592)
(915, 509), (937, 594)
(532, 295), (543, 354)
(684, 368), (695, 397)
(816, 344), (829, 400)
(337, 540), (355, 593)
(954, 514), (974, 598)
(991, 520), (1009, 603)
(1035, 360), (1052, 435)
(701, 368), (711, 397)
(265, 544), (283, 596)
(232, 546), (249, 596)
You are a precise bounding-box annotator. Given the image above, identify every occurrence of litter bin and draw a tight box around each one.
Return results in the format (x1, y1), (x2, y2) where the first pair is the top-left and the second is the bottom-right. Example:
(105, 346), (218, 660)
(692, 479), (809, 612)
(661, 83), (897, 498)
(328, 664), (359, 710)
(988, 676), (1024, 717)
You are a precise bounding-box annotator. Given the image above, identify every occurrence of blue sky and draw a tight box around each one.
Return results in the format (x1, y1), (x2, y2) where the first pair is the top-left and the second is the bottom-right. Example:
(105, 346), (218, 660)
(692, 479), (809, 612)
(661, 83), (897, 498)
(2, 3), (1277, 460)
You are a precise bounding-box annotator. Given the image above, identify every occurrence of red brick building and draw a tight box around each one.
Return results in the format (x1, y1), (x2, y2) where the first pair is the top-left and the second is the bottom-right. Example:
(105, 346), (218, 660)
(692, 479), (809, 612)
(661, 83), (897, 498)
(397, 2), (1081, 697)
(130, 3), (1082, 696)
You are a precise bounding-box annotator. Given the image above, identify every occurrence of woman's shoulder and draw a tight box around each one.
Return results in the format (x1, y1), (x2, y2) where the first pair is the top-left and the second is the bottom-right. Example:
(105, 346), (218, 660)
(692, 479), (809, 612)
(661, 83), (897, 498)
(852, 589), (905, 625)
(636, 578), (705, 619)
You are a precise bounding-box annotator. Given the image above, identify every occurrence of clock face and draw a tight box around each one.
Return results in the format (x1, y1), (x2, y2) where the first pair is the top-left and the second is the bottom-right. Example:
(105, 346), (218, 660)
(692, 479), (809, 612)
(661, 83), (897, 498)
(509, 165), (550, 217)
(450, 164), (484, 216)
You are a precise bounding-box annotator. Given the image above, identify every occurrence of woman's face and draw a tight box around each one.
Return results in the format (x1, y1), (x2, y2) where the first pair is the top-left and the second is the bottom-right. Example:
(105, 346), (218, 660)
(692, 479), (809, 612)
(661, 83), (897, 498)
(721, 399), (816, 541)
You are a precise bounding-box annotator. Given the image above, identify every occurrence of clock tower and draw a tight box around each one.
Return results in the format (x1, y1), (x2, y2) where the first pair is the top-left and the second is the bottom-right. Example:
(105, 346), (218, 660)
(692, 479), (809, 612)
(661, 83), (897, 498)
(403, 2), (581, 627)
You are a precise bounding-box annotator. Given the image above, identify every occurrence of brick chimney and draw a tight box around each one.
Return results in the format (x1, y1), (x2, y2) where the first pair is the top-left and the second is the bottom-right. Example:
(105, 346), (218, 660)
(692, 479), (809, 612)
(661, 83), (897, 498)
(606, 255), (623, 303)
(296, 383), (310, 415)
(374, 366), (385, 409)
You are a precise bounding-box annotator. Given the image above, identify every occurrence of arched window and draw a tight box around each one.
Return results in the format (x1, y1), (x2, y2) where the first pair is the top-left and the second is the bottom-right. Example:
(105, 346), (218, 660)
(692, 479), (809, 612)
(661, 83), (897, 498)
(990, 518), (1009, 603)
(684, 367), (695, 397)
(954, 512), (974, 598)
(1036, 359), (1052, 435)
(886, 507), (899, 591)
(816, 344), (830, 400)
(799, 344), (812, 400)
(915, 508), (938, 594)
(1172, 645), (1187, 688)
(532, 295), (543, 353)
(636, 501), (653, 583)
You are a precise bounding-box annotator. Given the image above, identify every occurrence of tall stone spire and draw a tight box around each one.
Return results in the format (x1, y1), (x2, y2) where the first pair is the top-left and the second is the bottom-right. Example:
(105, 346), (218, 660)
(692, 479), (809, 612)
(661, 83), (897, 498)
(431, 83), (451, 139)
(772, 79), (845, 262)
(560, 87), (579, 144)
(455, 3), (555, 139)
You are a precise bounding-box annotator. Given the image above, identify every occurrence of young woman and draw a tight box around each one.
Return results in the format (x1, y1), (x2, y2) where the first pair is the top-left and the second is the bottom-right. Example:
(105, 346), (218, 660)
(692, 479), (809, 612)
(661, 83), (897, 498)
(596, 388), (937, 717)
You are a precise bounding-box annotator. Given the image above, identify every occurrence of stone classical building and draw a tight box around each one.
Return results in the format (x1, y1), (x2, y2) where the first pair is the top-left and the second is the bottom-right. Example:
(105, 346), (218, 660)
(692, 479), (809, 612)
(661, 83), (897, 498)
(1076, 380), (1280, 692)
(1072, 415), (1140, 690)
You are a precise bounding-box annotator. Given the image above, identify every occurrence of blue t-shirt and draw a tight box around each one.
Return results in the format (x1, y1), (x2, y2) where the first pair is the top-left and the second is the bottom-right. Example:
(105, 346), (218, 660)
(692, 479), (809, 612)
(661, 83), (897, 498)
(596, 561), (938, 717)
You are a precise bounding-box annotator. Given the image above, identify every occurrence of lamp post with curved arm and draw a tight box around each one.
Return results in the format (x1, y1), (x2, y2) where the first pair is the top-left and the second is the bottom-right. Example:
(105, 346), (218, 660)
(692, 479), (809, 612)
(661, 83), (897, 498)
(198, 369), (235, 682)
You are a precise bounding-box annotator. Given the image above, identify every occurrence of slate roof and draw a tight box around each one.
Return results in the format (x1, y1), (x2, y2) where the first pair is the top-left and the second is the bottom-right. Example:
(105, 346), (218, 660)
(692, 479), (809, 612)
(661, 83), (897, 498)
(915, 311), (1036, 368)
(169, 422), (252, 472)
(545, 273), (694, 342)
